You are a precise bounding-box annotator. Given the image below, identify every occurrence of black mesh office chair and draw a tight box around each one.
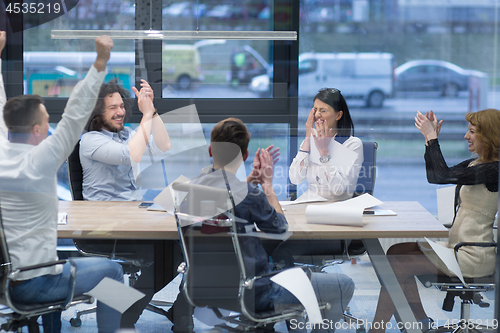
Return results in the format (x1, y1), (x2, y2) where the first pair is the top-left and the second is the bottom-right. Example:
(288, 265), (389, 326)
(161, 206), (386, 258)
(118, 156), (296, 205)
(418, 242), (496, 333)
(353, 141), (378, 197)
(66, 141), (171, 327)
(0, 203), (93, 333)
(172, 179), (330, 331)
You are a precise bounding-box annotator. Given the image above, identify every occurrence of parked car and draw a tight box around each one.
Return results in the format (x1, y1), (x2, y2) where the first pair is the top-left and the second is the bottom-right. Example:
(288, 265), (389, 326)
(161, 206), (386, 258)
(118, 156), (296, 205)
(181, 3), (207, 18)
(249, 65), (273, 97)
(162, 2), (190, 17)
(206, 5), (243, 20)
(228, 45), (269, 87)
(257, 7), (270, 20)
(250, 52), (394, 107)
(307, 7), (335, 23)
(395, 60), (473, 97)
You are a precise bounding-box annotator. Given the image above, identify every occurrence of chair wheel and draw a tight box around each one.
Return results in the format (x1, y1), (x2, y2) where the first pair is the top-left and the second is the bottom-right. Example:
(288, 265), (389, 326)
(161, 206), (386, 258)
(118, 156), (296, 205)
(70, 318), (82, 327)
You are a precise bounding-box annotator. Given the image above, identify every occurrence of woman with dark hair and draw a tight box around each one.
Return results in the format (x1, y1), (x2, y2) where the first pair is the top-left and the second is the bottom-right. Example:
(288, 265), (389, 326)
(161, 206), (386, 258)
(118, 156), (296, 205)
(369, 109), (500, 332)
(289, 88), (363, 201)
(272, 88), (364, 268)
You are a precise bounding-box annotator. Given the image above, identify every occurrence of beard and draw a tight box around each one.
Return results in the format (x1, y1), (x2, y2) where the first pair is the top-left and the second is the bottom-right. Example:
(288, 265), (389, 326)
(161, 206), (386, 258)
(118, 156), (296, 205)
(101, 117), (124, 132)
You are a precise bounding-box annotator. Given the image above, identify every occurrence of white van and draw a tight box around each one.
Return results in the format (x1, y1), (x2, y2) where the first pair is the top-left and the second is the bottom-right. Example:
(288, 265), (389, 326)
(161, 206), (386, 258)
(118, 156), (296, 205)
(299, 52), (394, 107)
(162, 44), (204, 89)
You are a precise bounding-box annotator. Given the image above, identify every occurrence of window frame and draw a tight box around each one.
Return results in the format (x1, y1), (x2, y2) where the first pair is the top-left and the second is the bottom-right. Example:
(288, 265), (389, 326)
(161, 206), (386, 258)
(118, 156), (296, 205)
(6, 0), (299, 128)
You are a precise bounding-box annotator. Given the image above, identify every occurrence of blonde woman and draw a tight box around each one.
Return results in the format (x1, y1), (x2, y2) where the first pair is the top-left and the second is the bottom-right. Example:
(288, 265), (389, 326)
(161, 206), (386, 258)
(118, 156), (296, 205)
(370, 108), (500, 332)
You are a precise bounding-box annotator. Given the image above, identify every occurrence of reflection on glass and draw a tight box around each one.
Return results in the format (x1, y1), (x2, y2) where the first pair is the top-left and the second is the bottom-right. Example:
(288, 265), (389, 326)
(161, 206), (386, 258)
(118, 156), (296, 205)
(24, 52), (135, 97)
(54, 122), (289, 201)
(23, 0), (135, 96)
(299, 0), (500, 216)
(161, 0), (274, 98)
(161, 40), (272, 98)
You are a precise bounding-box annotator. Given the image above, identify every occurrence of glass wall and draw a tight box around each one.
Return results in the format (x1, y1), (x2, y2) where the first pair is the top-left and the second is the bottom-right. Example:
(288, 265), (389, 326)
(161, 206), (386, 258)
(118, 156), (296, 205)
(298, 0), (499, 214)
(161, 0), (274, 98)
(13, 0), (499, 331)
(296, 0), (498, 329)
(23, 0), (135, 97)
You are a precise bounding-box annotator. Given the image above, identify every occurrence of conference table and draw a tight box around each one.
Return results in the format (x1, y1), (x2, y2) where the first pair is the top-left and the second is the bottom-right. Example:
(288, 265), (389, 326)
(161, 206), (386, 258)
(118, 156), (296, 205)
(58, 200), (448, 333)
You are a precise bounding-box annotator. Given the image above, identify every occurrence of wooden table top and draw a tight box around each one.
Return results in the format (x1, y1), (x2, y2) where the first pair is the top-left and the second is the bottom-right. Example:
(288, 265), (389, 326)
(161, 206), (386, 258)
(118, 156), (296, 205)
(58, 200), (448, 240)
(283, 201), (448, 239)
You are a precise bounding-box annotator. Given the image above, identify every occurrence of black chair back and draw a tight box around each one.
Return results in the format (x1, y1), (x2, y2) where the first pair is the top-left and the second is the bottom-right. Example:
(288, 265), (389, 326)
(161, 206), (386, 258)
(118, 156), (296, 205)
(173, 180), (245, 311)
(354, 141), (378, 197)
(67, 141), (84, 201)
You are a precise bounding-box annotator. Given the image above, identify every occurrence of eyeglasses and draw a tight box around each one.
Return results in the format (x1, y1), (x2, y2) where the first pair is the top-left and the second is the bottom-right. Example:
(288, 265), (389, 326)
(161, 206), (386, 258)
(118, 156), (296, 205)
(319, 87), (341, 94)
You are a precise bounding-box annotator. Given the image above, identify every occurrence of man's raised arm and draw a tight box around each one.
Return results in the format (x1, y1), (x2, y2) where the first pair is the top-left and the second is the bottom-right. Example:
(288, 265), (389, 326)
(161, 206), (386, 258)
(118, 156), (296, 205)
(0, 31), (7, 141)
(39, 35), (113, 166)
(93, 35), (113, 72)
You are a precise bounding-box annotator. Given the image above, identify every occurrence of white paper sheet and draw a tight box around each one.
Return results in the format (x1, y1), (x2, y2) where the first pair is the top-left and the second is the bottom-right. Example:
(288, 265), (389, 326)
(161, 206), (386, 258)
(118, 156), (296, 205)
(279, 189), (328, 206)
(424, 237), (466, 286)
(337, 193), (382, 208)
(270, 267), (322, 323)
(436, 185), (456, 225)
(153, 175), (191, 214)
(193, 307), (232, 326)
(305, 194), (383, 227)
(58, 213), (67, 225)
(84, 277), (145, 314)
(309, 133), (357, 176)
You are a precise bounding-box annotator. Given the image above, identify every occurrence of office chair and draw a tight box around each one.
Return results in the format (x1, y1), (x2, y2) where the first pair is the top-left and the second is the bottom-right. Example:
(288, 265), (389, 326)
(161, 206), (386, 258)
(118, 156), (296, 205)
(172, 179), (330, 331)
(417, 242), (496, 333)
(353, 141), (378, 197)
(0, 203), (93, 333)
(66, 141), (171, 327)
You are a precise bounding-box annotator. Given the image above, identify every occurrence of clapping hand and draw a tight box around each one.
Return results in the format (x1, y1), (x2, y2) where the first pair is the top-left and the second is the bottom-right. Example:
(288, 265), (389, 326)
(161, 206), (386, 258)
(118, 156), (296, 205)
(305, 108), (315, 138)
(247, 145), (279, 185)
(415, 110), (442, 142)
(313, 119), (334, 155)
(132, 80), (155, 116)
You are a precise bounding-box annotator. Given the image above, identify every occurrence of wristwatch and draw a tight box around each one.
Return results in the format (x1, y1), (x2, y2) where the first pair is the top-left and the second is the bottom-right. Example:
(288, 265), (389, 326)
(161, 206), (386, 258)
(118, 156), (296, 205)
(319, 154), (331, 163)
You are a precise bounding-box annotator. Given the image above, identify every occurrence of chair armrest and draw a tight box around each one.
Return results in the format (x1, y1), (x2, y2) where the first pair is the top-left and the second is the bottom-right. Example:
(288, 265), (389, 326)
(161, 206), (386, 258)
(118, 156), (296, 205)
(454, 242), (496, 253)
(453, 242), (497, 261)
(13, 259), (68, 273)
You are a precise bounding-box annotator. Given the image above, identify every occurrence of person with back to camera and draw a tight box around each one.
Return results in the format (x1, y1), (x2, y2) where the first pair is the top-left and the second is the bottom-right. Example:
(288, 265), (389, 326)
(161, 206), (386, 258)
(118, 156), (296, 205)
(272, 88), (364, 268)
(184, 118), (355, 333)
(369, 109), (500, 332)
(0, 33), (124, 333)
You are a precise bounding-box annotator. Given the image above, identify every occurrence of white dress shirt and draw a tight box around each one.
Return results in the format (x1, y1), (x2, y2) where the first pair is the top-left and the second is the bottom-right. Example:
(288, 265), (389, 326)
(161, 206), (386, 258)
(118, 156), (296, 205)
(289, 136), (364, 201)
(0, 65), (106, 280)
(0, 60), (7, 143)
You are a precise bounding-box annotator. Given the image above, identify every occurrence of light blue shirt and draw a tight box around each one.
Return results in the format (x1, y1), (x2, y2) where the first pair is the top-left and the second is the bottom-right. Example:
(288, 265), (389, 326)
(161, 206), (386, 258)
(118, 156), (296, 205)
(80, 127), (163, 201)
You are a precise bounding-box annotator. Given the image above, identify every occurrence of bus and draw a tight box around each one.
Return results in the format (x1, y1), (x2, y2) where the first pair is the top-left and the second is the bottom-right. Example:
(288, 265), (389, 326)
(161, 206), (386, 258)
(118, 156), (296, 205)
(24, 51), (135, 97)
